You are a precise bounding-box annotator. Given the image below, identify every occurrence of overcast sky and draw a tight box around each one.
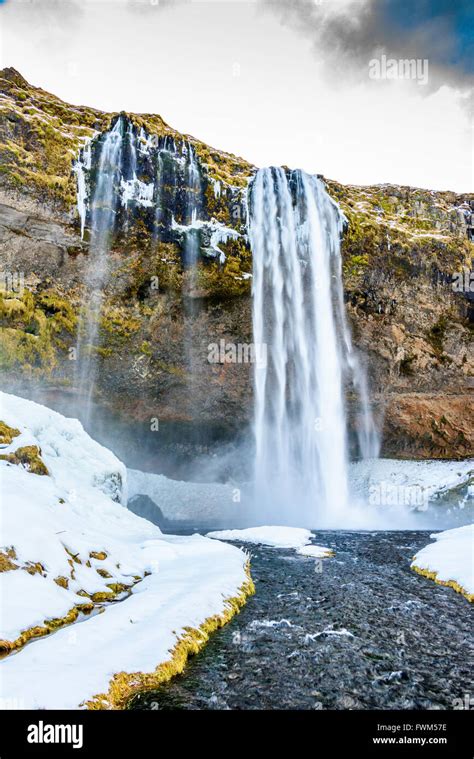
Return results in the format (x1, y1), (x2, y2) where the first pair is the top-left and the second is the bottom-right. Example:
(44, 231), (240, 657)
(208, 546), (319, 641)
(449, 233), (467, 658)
(0, 0), (472, 191)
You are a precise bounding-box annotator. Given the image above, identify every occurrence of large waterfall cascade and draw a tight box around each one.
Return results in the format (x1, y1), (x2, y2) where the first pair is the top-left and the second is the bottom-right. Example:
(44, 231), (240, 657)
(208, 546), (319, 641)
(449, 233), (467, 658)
(249, 167), (379, 526)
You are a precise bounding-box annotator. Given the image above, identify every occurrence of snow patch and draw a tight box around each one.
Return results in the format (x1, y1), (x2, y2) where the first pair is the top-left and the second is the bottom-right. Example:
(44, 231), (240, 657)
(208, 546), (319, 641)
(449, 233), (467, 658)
(296, 545), (334, 558)
(207, 526), (313, 549)
(411, 524), (474, 599)
(120, 177), (154, 207)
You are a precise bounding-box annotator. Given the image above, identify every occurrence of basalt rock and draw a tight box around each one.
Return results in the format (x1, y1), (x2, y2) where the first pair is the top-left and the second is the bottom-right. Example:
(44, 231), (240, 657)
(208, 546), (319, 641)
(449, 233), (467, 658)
(0, 68), (472, 460)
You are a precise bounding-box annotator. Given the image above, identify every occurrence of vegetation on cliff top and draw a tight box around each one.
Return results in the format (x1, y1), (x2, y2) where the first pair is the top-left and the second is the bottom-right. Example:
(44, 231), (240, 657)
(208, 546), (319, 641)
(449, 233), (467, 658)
(326, 179), (473, 282)
(0, 67), (254, 213)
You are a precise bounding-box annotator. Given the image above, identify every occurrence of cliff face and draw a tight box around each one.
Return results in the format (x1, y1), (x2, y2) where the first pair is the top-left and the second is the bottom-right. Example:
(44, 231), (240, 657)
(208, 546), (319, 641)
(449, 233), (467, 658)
(329, 181), (474, 458)
(0, 67), (472, 460)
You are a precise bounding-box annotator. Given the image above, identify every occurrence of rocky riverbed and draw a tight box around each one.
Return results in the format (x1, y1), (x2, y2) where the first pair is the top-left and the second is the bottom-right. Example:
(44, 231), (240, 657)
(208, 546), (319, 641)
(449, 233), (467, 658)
(130, 531), (473, 710)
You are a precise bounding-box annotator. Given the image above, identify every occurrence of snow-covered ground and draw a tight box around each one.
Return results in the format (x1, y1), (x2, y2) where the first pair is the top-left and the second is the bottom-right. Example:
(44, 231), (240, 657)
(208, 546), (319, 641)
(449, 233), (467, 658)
(127, 467), (237, 525)
(351, 458), (474, 527)
(352, 458), (473, 500)
(411, 524), (474, 601)
(0, 392), (252, 709)
(207, 526), (313, 548)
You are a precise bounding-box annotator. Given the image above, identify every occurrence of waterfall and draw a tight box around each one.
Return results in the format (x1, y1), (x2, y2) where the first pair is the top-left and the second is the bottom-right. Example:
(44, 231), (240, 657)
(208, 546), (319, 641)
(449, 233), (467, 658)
(75, 118), (124, 422)
(182, 143), (202, 269)
(120, 122), (154, 210)
(249, 167), (378, 527)
(181, 142), (203, 408)
(73, 119), (211, 422)
(152, 138), (201, 244)
(73, 138), (92, 240)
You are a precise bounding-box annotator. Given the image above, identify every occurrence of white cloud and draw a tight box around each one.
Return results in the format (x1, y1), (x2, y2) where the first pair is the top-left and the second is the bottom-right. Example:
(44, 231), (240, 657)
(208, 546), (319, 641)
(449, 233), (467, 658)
(0, 0), (472, 191)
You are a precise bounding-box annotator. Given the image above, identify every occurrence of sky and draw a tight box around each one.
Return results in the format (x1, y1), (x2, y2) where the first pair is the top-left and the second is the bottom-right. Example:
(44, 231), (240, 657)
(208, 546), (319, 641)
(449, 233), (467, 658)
(0, 0), (472, 191)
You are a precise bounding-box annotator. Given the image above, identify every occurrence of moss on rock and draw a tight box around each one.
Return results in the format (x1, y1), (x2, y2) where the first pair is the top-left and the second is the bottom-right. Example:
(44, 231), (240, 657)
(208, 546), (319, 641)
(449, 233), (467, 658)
(0, 444), (49, 475)
(0, 287), (77, 377)
(0, 547), (18, 573)
(0, 421), (20, 445)
(412, 564), (473, 603)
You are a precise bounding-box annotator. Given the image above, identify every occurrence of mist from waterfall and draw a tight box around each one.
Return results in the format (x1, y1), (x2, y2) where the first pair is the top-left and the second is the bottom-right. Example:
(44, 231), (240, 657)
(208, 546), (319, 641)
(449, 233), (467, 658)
(75, 118), (124, 423)
(249, 167), (378, 527)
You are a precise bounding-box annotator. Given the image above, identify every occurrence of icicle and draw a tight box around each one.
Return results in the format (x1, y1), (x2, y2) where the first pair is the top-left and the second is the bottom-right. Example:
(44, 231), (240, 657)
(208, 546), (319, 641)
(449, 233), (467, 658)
(73, 138), (92, 240)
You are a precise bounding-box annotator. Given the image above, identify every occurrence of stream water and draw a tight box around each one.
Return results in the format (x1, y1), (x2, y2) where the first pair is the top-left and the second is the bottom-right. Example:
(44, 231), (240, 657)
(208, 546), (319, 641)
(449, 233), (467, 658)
(130, 531), (472, 711)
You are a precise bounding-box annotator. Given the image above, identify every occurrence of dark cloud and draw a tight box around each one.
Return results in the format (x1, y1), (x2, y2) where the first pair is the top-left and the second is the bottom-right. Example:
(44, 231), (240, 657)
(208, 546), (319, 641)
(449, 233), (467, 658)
(261, 0), (474, 97)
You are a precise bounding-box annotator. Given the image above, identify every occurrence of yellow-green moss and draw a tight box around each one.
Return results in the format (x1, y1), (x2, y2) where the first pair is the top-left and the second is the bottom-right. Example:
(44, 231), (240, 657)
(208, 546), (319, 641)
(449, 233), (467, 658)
(192, 140), (252, 189)
(412, 564), (473, 603)
(0, 288), (77, 377)
(140, 341), (152, 357)
(84, 565), (255, 710)
(89, 551), (107, 561)
(0, 548), (18, 572)
(0, 421), (20, 445)
(91, 591), (116, 603)
(86, 577), (139, 604)
(194, 256), (252, 299)
(100, 308), (141, 340)
(325, 179), (474, 288)
(155, 360), (186, 378)
(0, 68), (253, 214)
(96, 568), (113, 579)
(0, 445), (49, 475)
(0, 603), (95, 657)
(112, 242), (183, 297)
(24, 561), (45, 576)
(54, 576), (69, 589)
(0, 68), (104, 208)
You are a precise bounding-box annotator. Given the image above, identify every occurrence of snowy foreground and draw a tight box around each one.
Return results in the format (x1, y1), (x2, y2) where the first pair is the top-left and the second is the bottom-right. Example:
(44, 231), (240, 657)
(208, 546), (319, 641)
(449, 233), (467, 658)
(0, 392), (252, 710)
(412, 525), (474, 601)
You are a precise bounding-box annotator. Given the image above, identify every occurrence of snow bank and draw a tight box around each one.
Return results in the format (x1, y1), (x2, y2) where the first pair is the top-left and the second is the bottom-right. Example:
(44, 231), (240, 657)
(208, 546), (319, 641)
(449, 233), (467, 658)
(0, 392), (252, 709)
(348, 457), (474, 529)
(127, 468), (238, 524)
(207, 526), (313, 549)
(351, 458), (473, 505)
(411, 524), (474, 602)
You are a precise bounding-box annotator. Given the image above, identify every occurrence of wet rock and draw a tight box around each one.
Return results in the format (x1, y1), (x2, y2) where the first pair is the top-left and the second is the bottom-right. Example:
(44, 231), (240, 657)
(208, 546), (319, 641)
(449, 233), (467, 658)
(127, 494), (169, 531)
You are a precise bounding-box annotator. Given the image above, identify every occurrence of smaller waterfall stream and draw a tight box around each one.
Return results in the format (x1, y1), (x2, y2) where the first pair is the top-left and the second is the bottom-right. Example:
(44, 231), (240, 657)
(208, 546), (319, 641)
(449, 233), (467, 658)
(73, 123), (207, 424)
(249, 167), (378, 527)
(75, 118), (124, 422)
(183, 143), (201, 267)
